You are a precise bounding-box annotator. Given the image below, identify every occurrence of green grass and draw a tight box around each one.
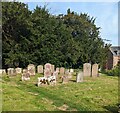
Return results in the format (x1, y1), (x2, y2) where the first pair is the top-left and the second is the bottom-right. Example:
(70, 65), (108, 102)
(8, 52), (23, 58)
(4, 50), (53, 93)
(1, 73), (118, 112)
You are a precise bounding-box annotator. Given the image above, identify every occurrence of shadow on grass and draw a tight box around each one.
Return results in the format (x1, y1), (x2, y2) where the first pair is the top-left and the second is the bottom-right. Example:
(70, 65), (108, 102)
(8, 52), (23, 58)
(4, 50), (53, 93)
(103, 104), (119, 113)
(69, 80), (76, 82)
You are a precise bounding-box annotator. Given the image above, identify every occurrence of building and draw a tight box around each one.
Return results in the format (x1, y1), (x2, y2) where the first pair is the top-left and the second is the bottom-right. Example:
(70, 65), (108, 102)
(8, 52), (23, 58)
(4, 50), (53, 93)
(106, 46), (120, 70)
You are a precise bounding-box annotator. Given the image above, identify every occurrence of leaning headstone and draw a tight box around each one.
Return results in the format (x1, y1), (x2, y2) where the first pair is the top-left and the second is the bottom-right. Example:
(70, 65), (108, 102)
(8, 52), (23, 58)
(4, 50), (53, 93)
(37, 65), (43, 73)
(27, 64), (35, 76)
(44, 63), (52, 71)
(60, 67), (65, 75)
(83, 63), (91, 77)
(7, 68), (16, 76)
(15, 67), (22, 74)
(61, 76), (69, 84)
(44, 69), (51, 78)
(51, 65), (55, 73)
(92, 64), (99, 77)
(76, 71), (83, 82)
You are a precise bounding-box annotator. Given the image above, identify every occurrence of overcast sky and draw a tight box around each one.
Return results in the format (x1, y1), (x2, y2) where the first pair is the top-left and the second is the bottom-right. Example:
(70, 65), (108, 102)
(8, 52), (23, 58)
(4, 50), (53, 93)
(24, 2), (118, 46)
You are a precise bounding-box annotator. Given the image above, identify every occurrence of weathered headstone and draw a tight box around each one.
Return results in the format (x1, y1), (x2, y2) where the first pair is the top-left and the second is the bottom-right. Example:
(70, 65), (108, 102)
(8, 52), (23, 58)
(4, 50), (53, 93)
(27, 64), (35, 76)
(65, 69), (70, 75)
(92, 64), (99, 77)
(83, 63), (91, 76)
(44, 63), (52, 70)
(21, 70), (30, 81)
(61, 76), (69, 84)
(23, 69), (27, 73)
(0, 69), (6, 75)
(70, 69), (74, 73)
(60, 67), (65, 75)
(76, 71), (83, 82)
(44, 69), (51, 78)
(15, 67), (22, 74)
(37, 65), (43, 73)
(0, 69), (2, 75)
(51, 65), (55, 73)
(56, 68), (60, 73)
(2, 69), (6, 75)
(7, 68), (16, 76)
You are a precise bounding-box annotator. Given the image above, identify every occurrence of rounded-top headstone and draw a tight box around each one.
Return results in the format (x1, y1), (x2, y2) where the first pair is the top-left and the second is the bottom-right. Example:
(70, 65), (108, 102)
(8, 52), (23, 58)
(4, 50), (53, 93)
(44, 63), (52, 70)
(92, 64), (98, 77)
(83, 63), (91, 77)
(27, 64), (35, 76)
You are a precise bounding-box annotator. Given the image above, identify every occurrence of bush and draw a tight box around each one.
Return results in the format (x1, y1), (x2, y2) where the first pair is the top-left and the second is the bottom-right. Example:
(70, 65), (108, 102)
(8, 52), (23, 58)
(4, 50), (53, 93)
(105, 65), (120, 76)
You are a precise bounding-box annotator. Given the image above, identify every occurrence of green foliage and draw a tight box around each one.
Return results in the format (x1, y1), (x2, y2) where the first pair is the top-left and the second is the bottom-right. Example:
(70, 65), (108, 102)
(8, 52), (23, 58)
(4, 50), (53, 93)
(2, 2), (109, 69)
(105, 61), (120, 76)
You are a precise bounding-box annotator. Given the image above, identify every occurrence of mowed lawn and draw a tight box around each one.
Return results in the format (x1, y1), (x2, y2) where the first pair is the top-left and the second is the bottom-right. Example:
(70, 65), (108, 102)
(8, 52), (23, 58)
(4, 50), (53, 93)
(1, 73), (118, 112)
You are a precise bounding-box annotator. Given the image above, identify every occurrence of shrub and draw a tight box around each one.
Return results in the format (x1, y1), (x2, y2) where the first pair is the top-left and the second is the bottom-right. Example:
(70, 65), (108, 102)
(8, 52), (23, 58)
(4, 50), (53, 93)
(105, 65), (120, 76)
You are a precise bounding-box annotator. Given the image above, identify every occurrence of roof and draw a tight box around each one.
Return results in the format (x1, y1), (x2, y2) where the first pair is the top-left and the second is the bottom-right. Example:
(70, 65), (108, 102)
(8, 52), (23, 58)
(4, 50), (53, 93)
(110, 46), (120, 56)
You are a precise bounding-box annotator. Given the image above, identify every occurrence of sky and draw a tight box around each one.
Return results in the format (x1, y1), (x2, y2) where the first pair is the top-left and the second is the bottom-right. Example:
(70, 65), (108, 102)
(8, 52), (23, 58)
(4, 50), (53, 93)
(24, 2), (118, 46)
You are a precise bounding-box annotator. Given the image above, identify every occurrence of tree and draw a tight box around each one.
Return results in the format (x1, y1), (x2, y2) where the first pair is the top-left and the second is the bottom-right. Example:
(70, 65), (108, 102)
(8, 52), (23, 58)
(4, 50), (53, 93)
(60, 9), (108, 68)
(2, 2), (32, 68)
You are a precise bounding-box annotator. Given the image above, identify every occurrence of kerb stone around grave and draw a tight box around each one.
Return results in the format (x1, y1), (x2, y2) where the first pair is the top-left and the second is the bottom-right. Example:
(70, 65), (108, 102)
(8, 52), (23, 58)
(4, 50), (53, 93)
(83, 63), (91, 77)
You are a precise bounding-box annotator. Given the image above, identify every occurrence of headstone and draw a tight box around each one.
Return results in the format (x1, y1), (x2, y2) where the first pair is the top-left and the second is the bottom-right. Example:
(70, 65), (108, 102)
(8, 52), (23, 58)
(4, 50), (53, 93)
(65, 69), (69, 75)
(23, 69), (27, 73)
(44, 63), (52, 70)
(0, 69), (2, 75)
(83, 63), (91, 76)
(51, 65), (55, 73)
(56, 68), (60, 73)
(2, 69), (6, 75)
(21, 70), (30, 81)
(44, 69), (51, 78)
(0, 69), (6, 75)
(7, 68), (16, 76)
(15, 67), (22, 74)
(70, 69), (74, 73)
(27, 64), (35, 76)
(76, 71), (83, 82)
(60, 67), (65, 75)
(62, 76), (69, 84)
(37, 65), (43, 73)
(92, 64), (99, 77)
